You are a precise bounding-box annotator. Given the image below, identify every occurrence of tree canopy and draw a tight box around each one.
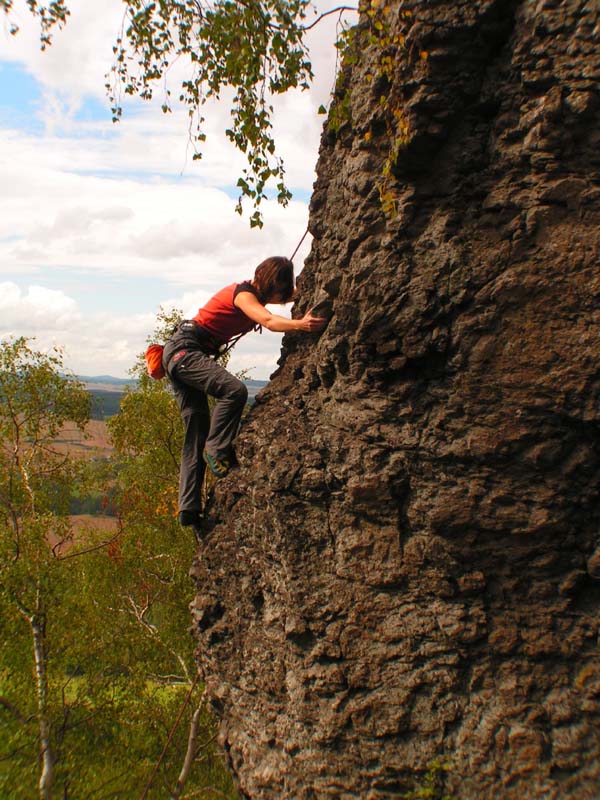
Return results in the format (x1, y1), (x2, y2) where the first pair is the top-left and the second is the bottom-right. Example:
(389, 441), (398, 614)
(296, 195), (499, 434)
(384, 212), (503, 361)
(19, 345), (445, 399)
(2, 0), (357, 226)
(0, 335), (238, 799)
(109, 0), (314, 228)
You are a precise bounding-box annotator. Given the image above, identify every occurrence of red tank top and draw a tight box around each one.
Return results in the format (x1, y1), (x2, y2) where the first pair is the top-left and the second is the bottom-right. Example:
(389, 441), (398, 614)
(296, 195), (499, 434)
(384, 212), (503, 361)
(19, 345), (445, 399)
(193, 282), (258, 343)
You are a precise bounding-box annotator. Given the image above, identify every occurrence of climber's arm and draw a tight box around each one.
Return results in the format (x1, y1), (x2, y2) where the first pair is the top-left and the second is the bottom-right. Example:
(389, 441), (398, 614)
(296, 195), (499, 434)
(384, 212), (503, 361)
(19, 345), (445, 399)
(234, 291), (326, 334)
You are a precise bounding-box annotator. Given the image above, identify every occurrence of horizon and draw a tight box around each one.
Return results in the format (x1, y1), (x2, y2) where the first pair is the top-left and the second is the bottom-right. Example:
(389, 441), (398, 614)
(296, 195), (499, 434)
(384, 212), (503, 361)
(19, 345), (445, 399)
(76, 373), (269, 386)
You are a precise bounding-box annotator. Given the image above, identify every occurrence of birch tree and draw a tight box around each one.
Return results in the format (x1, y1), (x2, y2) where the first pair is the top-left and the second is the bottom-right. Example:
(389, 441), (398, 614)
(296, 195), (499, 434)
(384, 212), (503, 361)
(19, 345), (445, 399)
(0, 337), (89, 799)
(0, 336), (237, 798)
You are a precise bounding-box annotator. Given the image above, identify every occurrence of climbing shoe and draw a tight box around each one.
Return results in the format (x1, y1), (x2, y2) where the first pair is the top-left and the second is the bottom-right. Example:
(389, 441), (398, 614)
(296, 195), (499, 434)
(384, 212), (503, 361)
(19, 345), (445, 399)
(203, 450), (231, 479)
(179, 510), (205, 544)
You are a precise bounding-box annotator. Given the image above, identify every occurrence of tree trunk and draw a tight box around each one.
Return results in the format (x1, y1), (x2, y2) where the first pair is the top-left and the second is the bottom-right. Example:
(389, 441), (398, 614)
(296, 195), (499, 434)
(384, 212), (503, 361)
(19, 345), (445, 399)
(170, 704), (203, 800)
(31, 601), (54, 800)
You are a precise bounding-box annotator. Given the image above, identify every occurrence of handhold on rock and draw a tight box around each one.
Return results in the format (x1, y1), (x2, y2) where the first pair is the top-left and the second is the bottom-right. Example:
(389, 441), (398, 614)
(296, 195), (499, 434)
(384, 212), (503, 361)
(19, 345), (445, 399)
(586, 548), (600, 580)
(311, 289), (334, 320)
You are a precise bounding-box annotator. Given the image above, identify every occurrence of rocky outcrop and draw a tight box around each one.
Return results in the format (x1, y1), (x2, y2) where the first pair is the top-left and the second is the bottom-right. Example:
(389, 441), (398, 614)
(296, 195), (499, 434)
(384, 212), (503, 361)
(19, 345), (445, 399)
(191, 0), (600, 797)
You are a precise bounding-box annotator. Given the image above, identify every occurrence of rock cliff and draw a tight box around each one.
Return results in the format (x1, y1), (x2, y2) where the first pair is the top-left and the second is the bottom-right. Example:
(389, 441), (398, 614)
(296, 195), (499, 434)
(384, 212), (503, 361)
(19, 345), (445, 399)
(191, 0), (600, 797)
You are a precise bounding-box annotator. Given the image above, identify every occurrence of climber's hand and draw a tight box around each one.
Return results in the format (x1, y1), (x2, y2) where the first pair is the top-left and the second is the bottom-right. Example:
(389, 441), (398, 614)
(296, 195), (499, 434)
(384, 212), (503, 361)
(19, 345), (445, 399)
(298, 312), (327, 333)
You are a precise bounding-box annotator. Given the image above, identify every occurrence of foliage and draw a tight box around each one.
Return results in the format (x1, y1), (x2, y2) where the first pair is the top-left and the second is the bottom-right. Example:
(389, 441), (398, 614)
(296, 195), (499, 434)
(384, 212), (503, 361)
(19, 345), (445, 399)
(107, 0), (314, 227)
(323, 4), (400, 138)
(0, 337), (90, 547)
(111, 307), (185, 521)
(0, 338), (92, 799)
(68, 458), (118, 515)
(106, 309), (239, 797)
(322, 3), (416, 219)
(0, 544), (236, 799)
(0, 336), (238, 799)
(3, 0), (360, 226)
(0, 0), (69, 47)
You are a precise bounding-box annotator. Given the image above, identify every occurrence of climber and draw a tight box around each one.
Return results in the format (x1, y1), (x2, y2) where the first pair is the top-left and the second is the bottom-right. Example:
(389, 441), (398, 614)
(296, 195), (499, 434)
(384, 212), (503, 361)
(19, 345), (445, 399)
(162, 256), (327, 539)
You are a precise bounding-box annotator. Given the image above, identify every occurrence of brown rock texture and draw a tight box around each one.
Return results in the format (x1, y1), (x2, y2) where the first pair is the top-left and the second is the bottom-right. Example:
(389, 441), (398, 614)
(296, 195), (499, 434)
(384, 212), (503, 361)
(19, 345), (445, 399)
(190, 0), (600, 798)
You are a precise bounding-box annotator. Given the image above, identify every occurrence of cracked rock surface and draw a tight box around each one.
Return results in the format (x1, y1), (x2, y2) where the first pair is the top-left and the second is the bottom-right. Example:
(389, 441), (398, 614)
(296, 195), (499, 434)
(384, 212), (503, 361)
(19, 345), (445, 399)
(191, 1), (600, 798)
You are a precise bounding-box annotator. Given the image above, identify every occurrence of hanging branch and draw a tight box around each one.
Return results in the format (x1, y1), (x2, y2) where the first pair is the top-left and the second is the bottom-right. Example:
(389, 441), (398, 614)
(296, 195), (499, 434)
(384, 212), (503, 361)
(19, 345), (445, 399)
(302, 4), (357, 32)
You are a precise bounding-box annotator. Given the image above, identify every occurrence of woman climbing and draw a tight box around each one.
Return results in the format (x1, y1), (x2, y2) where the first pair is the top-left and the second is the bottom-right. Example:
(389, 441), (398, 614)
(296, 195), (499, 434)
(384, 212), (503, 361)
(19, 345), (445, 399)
(162, 256), (327, 538)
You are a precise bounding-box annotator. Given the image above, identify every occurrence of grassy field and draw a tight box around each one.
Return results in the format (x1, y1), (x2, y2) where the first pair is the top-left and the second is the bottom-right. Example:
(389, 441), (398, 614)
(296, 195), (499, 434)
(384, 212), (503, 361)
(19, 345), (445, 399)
(54, 419), (114, 459)
(70, 514), (119, 534)
(47, 515), (119, 556)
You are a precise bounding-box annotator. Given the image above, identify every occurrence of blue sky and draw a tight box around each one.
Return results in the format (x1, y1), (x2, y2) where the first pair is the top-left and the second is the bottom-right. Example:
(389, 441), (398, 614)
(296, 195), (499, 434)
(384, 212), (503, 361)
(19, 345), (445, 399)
(0, 60), (39, 119)
(0, 1), (355, 379)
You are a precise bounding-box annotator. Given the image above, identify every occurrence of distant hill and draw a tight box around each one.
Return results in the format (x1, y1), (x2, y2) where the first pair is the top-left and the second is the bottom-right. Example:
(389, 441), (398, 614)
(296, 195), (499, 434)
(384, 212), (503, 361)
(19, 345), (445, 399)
(244, 379), (270, 395)
(77, 375), (136, 392)
(78, 374), (134, 385)
(88, 390), (125, 419)
(80, 375), (269, 419)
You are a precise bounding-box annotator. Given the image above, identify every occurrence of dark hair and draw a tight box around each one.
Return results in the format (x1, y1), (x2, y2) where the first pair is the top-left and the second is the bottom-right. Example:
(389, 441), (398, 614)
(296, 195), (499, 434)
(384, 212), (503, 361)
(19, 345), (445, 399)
(253, 257), (294, 303)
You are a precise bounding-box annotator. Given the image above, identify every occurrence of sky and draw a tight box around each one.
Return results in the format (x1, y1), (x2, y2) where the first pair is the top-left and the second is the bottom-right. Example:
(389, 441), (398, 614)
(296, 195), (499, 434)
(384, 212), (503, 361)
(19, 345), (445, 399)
(0, 1), (357, 380)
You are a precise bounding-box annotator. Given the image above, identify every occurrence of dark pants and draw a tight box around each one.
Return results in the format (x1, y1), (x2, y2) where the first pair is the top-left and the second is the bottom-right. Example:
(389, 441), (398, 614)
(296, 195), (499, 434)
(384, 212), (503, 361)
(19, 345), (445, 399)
(164, 343), (248, 513)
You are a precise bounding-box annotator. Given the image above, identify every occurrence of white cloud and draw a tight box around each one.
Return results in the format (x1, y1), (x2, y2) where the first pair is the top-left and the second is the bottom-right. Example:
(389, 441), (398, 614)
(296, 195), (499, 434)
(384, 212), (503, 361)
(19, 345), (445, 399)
(0, 283), (289, 381)
(0, 140), (311, 285)
(61, 311), (156, 377)
(1, 0), (353, 110)
(1, 1), (124, 103)
(0, 282), (80, 328)
(0, 284), (154, 378)
(0, 0), (356, 379)
(1, 0), (355, 190)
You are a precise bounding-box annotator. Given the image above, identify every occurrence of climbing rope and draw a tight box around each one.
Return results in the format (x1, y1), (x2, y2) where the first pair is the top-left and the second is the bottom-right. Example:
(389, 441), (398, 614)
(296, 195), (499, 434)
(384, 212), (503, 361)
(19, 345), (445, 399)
(290, 226), (310, 261)
(139, 671), (202, 800)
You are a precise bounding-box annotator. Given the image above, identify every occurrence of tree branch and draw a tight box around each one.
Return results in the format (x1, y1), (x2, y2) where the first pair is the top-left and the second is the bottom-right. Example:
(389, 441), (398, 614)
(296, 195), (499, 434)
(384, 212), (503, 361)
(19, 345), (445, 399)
(170, 701), (204, 799)
(139, 672), (202, 800)
(55, 524), (123, 561)
(302, 5), (357, 32)
(0, 695), (28, 725)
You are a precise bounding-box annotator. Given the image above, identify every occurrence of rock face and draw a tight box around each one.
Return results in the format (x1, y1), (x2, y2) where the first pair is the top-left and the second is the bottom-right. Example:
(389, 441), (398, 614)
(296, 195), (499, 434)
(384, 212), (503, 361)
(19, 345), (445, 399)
(191, 1), (600, 798)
